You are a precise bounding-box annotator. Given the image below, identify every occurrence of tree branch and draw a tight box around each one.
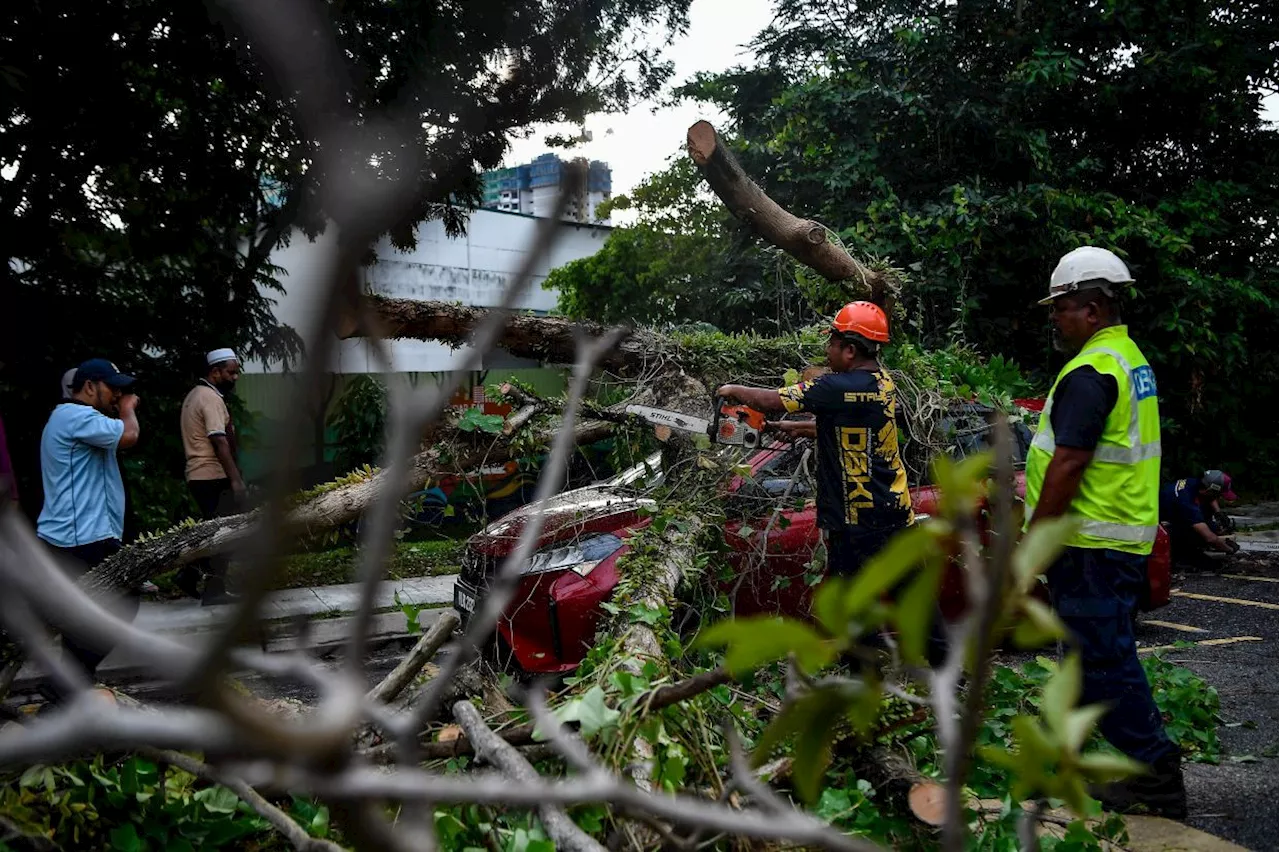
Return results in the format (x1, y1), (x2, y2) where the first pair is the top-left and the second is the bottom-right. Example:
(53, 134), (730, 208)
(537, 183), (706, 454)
(454, 701), (607, 852)
(367, 610), (460, 705)
(686, 120), (888, 311)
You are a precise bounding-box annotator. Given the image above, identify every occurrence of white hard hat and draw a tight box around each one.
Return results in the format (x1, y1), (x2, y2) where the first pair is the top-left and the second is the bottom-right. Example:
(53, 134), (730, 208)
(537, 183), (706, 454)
(1040, 246), (1134, 305)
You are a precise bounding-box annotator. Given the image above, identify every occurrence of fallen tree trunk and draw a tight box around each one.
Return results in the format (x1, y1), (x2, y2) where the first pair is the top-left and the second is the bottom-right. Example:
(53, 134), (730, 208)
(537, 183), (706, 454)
(686, 120), (893, 316)
(79, 419), (616, 596)
(338, 297), (660, 379)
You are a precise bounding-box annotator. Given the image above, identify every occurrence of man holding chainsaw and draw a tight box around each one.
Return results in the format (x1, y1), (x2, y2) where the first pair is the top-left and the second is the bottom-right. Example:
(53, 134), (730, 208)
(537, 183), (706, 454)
(716, 301), (915, 578)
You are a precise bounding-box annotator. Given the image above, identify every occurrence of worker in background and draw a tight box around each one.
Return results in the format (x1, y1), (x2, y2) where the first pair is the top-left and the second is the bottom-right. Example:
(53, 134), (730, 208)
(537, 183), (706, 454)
(1160, 470), (1240, 569)
(61, 367), (77, 401)
(36, 359), (143, 697)
(174, 348), (246, 606)
(1023, 246), (1183, 818)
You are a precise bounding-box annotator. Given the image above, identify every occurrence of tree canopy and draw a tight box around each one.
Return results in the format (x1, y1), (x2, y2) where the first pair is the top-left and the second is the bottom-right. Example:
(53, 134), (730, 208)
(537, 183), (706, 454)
(549, 0), (1278, 484)
(0, 0), (691, 525)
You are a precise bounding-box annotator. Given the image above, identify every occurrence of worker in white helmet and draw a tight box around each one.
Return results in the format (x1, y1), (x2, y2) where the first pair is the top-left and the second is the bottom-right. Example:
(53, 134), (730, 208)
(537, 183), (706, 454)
(1023, 246), (1184, 818)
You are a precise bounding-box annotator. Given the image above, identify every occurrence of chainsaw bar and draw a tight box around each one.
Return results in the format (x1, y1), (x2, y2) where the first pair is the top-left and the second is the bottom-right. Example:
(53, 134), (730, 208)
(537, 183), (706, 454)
(625, 403), (761, 448)
(625, 405), (712, 436)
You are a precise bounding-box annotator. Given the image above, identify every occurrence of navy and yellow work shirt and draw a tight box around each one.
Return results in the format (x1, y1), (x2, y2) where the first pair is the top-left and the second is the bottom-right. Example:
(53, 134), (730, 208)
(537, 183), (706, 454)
(778, 369), (914, 532)
(1160, 478), (1206, 527)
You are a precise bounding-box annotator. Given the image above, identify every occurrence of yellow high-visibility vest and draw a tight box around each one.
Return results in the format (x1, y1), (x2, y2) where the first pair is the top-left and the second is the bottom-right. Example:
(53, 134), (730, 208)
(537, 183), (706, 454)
(1024, 325), (1161, 555)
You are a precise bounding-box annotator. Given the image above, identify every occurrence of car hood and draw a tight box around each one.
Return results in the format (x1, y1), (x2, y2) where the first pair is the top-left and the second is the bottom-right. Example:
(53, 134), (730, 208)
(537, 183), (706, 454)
(470, 484), (657, 554)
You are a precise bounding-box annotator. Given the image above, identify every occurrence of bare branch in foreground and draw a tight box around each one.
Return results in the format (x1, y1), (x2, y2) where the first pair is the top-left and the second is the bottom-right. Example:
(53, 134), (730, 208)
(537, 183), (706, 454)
(454, 701), (607, 852)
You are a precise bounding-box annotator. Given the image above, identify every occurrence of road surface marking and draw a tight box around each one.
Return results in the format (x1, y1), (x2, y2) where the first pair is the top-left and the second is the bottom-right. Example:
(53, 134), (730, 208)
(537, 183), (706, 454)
(1139, 636), (1263, 655)
(1218, 574), (1279, 584)
(1170, 591), (1279, 610)
(1139, 619), (1207, 633)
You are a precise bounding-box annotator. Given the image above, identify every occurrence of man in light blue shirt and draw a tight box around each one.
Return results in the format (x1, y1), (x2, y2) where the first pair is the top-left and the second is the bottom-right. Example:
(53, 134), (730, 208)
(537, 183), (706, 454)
(37, 358), (142, 694)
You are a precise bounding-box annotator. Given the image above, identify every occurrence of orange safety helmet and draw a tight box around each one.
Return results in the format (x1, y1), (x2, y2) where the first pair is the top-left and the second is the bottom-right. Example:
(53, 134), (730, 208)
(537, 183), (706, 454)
(830, 301), (889, 344)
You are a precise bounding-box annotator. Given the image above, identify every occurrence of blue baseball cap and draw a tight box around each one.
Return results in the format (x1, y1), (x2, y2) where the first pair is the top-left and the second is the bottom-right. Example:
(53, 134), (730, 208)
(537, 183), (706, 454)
(73, 358), (135, 390)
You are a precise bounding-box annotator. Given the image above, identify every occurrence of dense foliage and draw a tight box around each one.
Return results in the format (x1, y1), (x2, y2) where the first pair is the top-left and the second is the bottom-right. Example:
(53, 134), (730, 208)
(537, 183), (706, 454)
(549, 0), (1278, 485)
(0, 0), (692, 528)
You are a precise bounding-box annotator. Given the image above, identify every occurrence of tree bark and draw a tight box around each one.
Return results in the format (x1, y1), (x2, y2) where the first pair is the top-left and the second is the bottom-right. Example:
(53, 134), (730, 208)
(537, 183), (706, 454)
(337, 296), (660, 379)
(686, 120), (891, 313)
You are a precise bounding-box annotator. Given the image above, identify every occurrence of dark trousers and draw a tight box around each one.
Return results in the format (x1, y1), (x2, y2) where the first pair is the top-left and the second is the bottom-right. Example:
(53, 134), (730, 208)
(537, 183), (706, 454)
(825, 525), (949, 667)
(45, 538), (140, 687)
(1047, 546), (1178, 765)
(187, 478), (237, 595)
(1166, 522), (1213, 571)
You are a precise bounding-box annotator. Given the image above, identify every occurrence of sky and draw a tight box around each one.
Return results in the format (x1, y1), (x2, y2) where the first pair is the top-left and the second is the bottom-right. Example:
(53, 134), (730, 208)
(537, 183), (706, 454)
(503, 0), (776, 222)
(503, 0), (1278, 221)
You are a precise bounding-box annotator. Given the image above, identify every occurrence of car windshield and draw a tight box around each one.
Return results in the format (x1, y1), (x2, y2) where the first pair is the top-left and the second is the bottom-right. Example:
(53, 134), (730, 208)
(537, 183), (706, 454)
(605, 450), (666, 491)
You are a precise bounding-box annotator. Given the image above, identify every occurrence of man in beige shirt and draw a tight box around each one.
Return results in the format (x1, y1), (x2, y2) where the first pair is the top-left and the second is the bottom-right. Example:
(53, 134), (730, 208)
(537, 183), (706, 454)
(175, 348), (246, 605)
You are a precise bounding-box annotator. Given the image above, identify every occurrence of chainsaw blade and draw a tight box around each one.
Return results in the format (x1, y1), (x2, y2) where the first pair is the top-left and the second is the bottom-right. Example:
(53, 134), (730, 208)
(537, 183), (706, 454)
(624, 405), (712, 437)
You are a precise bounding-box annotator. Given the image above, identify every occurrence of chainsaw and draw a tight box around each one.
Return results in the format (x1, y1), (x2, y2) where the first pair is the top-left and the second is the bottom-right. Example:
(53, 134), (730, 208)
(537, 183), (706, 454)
(625, 396), (767, 450)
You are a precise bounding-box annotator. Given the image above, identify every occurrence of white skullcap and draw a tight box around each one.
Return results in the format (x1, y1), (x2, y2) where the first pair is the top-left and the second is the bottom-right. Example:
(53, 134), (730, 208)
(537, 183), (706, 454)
(206, 348), (238, 365)
(61, 368), (77, 399)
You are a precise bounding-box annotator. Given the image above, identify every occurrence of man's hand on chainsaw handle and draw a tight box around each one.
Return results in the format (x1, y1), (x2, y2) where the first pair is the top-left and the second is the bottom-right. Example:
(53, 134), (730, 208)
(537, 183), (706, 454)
(716, 384), (786, 414)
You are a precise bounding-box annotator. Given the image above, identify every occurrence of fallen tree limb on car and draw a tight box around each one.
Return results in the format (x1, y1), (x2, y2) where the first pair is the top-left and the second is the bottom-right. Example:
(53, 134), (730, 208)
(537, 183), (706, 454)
(77, 420), (616, 598)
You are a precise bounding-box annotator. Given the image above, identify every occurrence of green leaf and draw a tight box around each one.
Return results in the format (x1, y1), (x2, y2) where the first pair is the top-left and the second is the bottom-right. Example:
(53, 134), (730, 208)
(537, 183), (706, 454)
(110, 823), (142, 852)
(1060, 704), (1108, 753)
(194, 785), (240, 815)
(1042, 653), (1083, 739)
(554, 686), (620, 738)
(1012, 597), (1068, 648)
(754, 683), (870, 803)
(1077, 751), (1144, 782)
(458, 407), (504, 433)
(1013, 517), (1079, 591)
(896, 560), (943, 665)
(627, 603), (662, 625)
(697, 615), (834, 675)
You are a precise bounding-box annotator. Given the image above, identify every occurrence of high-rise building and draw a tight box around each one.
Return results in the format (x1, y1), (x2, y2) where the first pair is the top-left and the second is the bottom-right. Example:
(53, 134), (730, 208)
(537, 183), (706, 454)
(481, 154), (612, 224)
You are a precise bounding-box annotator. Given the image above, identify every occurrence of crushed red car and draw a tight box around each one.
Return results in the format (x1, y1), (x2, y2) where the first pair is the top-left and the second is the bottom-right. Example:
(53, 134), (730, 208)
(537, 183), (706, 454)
(453, 404), (1171, 674)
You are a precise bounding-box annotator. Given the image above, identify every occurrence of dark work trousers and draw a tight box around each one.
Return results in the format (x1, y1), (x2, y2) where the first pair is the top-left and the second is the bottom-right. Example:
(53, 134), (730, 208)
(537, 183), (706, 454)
(825, 525), (949, 668)
(189, 478), (237, 596)
(1166, 522), (1214, 571)
(1047, 546), (1178, 766)
(45, 538), (140, 691)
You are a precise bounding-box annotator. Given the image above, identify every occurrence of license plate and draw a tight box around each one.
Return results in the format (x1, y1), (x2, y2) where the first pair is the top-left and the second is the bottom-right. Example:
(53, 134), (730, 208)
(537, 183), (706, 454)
(453, 583), (478, 616)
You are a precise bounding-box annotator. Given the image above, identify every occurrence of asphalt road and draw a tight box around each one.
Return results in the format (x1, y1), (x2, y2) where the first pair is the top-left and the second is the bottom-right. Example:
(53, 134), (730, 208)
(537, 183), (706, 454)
(1134, 548), (1279, 851)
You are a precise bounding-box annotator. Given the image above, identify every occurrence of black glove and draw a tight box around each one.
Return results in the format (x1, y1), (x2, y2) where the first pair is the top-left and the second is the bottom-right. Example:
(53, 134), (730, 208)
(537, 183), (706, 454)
(1225, 538), (1241, 554)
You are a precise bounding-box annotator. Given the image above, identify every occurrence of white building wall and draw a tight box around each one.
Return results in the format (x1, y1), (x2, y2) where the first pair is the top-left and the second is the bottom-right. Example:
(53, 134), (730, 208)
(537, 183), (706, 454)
(247, 209), (610, 376)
